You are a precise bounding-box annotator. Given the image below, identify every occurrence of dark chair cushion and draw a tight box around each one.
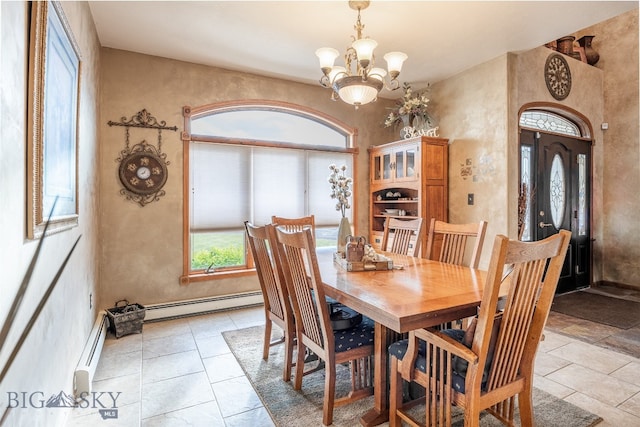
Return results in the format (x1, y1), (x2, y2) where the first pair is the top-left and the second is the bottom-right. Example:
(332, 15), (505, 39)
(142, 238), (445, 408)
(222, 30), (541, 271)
(334, 316), (374, 352)
(388, 335), (467, 393)
(450, 314), (502, 383)
(389, 314), (502, 394)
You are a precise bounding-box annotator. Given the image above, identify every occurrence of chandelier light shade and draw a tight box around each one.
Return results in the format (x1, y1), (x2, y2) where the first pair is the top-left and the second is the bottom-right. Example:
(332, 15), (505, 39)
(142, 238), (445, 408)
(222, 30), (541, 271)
(316, 0), (407, 108)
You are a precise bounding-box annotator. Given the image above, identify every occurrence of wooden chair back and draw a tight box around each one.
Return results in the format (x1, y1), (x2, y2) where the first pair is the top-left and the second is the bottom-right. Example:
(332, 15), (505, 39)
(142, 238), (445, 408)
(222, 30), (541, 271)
(425, 218), (488, 268)
(472, 230), (571, 421)
(271, 215), (316, 235)
(274, 227), (332, 362)
(244, 221), (295, 381)
(381, 217), (424, 257)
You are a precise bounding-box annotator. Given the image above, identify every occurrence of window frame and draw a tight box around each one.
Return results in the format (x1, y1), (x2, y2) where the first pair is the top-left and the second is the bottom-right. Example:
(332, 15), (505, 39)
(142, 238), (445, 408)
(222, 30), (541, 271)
(180, 101), (358, 285)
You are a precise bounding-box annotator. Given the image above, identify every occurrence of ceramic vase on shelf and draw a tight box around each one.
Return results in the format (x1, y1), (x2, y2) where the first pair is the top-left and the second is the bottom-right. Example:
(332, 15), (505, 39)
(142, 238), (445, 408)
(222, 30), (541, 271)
(556, 36), (575, 56)
(413, 115), (430, 133)
(336, 216), (351, 254)
(578, 35), (600, 65)
(399, 114), (415, 139)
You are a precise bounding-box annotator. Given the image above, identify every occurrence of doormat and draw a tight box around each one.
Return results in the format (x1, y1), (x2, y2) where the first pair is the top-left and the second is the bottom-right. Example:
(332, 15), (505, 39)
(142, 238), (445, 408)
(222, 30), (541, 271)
(551, 291), (640, 329)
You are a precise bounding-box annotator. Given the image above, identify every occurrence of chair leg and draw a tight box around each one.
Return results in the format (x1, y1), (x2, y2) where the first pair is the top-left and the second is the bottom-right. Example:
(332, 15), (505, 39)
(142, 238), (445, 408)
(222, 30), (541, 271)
(282, 331), (294, 382)
(263, 317), (272, 360)
(323, 362), (336, 426)
(463, 405), (481, 427)
(389, 356), (403, 427)
(518, 387), (535, 427)
(293, 336), (306, 391)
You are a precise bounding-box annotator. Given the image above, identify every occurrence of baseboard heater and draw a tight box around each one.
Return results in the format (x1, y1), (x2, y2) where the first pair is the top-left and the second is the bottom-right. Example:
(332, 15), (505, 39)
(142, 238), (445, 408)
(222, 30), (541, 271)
(143, 291), (264, 322)
(72, 292), (263, 396)
(74, 310), (108, 397)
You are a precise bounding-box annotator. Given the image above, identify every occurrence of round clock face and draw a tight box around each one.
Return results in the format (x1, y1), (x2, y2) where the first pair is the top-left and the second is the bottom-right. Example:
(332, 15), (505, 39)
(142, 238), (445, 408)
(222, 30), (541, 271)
(119, 151), (168, 196)
(545, 54), (572, 100)
(136, 166), (151, 180)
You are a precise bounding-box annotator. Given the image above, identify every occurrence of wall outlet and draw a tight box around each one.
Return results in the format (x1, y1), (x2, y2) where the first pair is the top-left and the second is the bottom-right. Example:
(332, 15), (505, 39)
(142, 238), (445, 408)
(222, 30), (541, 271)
(468, 193), (474, 205)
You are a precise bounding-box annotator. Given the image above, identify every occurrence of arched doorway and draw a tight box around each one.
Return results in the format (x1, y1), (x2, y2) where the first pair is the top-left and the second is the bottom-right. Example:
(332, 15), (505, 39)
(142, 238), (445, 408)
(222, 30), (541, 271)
(519, 106), (593, 293)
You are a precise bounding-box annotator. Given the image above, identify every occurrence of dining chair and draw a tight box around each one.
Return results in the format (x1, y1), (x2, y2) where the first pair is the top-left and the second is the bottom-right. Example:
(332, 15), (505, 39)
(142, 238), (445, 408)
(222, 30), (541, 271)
(425, 218), (488, 268)
(244, 221), (295, 382)
(388, 229), (571, 427)
(274, 226), (375, 426)
(381, 217), (424, 257)
(272, 213), (350, 322)
(271, 214), (316, 235)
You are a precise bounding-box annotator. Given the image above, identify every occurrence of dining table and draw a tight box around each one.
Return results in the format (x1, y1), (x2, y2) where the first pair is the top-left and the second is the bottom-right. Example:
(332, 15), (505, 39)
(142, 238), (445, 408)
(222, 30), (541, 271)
(316, 248), (494, 427)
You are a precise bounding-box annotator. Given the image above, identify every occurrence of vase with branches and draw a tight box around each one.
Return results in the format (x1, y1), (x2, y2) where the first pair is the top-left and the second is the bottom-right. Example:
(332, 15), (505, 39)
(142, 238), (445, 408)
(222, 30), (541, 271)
(328, 164), (352, 253)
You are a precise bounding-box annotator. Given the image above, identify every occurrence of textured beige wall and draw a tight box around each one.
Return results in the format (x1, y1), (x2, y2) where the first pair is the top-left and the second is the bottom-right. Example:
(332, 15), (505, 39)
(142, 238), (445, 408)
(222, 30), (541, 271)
(578, 10), (639, 287)
(427, 10), (638, 289)
(99, 48), (396, 306)
(429, 56), (510, 269)
(0, 2), (101, 426)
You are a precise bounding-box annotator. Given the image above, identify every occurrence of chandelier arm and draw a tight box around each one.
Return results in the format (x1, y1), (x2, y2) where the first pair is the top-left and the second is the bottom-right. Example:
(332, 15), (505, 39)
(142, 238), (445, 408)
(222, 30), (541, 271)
(384, 78), (402, 91)
(319, 75), (331, 88)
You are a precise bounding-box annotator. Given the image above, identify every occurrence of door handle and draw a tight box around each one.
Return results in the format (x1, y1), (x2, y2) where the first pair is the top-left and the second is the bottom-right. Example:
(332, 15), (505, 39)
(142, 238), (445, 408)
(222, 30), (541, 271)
(539, 221), (554, 228)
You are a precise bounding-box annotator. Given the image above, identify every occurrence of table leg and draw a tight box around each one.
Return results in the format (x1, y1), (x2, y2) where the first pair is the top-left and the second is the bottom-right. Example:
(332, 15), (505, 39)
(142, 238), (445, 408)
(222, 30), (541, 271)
(360, 322), (391, 426)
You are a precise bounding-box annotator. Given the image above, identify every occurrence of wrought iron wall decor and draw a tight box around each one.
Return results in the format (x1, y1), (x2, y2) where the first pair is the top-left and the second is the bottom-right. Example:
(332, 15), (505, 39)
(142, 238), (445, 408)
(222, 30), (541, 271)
(110, 109), (177, 206)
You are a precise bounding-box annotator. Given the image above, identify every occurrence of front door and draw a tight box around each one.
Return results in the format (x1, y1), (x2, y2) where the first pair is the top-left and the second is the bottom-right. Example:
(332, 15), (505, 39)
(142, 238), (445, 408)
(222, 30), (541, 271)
(520, 129), (591, 293)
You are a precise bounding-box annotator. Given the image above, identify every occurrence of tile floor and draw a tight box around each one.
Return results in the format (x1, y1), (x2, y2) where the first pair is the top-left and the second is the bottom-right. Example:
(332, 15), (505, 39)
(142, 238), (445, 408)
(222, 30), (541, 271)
(65, 297), (640, 427)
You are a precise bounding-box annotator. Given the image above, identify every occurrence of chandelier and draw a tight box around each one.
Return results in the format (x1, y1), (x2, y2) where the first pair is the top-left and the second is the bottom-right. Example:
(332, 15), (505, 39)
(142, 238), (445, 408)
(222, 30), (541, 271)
(315, 0), (407, 108)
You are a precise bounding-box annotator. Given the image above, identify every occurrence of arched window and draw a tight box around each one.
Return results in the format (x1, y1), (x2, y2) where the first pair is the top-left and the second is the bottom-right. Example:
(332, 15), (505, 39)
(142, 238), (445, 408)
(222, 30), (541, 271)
(519, 110), (581, 137)
(183, 102), (356, 279)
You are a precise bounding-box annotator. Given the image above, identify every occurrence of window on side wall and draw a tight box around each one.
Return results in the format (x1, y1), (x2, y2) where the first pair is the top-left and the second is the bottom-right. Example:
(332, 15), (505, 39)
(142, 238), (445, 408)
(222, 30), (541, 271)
(183, 104), (356, 281)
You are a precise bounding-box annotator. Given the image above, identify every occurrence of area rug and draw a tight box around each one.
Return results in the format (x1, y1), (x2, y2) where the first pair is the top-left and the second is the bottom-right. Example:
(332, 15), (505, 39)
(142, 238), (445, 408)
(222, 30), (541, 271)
(223, 325), (602, 427)
(551, 291), (640, 329)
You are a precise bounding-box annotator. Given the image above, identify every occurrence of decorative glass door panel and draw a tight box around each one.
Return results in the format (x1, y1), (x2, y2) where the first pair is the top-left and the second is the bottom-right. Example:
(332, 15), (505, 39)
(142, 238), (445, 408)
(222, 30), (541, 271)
(549, 153), (566, 229)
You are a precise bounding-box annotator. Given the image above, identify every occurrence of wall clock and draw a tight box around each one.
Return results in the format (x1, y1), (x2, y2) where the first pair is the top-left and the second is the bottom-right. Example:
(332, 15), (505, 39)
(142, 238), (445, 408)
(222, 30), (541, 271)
(118, 142), (168, 197)
(109, 109), (177, 206)
(545, 53), (572, 100)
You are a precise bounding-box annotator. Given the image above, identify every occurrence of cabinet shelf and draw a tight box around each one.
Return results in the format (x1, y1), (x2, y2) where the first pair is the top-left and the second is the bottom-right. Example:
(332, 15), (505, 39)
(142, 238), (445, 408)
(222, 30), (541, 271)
(374, 215), (419, 219)
(373, 200), (418, 204)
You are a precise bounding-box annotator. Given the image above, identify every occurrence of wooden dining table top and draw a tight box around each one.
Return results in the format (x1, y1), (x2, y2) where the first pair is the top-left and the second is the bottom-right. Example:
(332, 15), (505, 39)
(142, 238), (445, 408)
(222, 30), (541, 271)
(316, 248), (488, 332)
(316, 248), (497, 426)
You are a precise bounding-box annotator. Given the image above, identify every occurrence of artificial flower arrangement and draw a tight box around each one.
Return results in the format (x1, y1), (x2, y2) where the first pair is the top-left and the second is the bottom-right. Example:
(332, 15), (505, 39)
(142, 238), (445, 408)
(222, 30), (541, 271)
(328, 164), (352, 218)
(384, 82), (433, 129)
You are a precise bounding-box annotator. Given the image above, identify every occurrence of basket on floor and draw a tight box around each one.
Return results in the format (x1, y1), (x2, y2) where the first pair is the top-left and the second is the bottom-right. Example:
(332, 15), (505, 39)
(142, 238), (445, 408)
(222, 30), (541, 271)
(106, 299), (145, 338)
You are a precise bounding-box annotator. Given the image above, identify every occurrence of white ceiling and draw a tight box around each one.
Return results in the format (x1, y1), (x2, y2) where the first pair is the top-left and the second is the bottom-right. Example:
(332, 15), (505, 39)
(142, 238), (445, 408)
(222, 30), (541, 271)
(88, 1), (638, 98)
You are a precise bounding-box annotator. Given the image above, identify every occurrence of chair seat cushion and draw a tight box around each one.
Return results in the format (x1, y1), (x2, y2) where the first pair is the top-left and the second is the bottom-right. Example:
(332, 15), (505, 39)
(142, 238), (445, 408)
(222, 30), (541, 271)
(334, 316), (374, 352)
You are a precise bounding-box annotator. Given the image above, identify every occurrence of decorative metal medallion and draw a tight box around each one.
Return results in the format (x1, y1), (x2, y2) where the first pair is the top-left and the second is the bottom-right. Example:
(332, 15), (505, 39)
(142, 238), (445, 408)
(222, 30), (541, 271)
(544, 53), (572, 101)
(110, 109), (177, 206)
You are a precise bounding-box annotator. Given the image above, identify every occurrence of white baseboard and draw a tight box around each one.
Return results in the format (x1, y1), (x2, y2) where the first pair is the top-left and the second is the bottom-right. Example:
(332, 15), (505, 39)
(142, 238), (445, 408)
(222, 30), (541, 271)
(74, 311), (108, 397)
(143, 291), (264, 322)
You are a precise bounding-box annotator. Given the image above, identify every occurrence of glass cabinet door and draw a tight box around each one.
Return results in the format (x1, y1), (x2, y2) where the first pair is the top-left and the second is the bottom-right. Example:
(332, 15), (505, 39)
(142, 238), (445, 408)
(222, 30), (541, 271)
(395, 151), (404, 179)
(406, 147), (416, 178)
(373, 154), (382, 181)
(395, 144), (419, 182)
(382, 152), (392, 180)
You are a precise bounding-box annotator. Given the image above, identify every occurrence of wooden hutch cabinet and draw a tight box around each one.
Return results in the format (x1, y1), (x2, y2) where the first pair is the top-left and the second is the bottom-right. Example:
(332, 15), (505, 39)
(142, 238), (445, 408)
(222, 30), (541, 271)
(369, 136), (449, 254)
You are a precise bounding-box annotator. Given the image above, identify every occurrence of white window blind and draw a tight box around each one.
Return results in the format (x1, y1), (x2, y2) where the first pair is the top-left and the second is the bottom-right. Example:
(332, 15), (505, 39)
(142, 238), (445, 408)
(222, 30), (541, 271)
(190, 143), (250, 231)
(190, 142), (352, 232)
(253, 148), (305, 225)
